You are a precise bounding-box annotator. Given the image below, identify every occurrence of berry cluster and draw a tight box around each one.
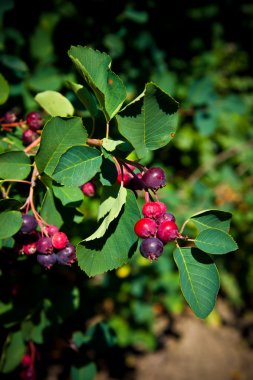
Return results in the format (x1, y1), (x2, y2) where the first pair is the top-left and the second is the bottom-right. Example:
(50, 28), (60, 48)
(134, 201), (179, 261)
(15, 214), (77, 269)
(22, 111), (43, 146)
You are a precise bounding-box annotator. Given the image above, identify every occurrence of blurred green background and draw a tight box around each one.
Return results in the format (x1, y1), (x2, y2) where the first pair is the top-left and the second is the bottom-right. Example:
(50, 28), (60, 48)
(1, 0), (253, 378)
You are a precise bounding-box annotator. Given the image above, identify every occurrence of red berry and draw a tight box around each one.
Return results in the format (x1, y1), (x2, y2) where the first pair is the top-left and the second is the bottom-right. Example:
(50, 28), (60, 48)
(4, 111), (17, 123)
(142, 202), (164, 219)
(21, 354), (32, 367)
(156, 202), (167, 214)
(22, 129), (38, 146)
(81, 181), (96, 197)
(45, 225), (59, 236)
(52, 232), (69, 250)
(116, 171), (132, 186)
(23, 242), (37, 255)
(26, 111), (43, 130)
(134, 218), (157, 238)
(157, 220), (179, 243)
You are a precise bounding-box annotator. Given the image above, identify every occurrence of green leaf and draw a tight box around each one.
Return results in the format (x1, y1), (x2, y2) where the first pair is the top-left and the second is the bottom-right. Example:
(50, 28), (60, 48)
(40, 188), (63, 227)
(52, 185), (84, 206)
(66, 80), (100, 118)
(173, 247), (220, 318)
(35, 90), (74, 117)
(0, 151), (31, 180)
(52, 146), (102, 186)
(0, 330), (26, 373)
(0, 211), (22, 239)
(117, 82), (179, 158)
(190, 209), (232, 232)
(0, 199), (22, 212)
(35, 117), (88, 176)
(68, 45), (127, 121)
(0, 73), (9, 105)
(195, 228), (238, 254)
(77, 190), (141, 277)
(102, 138), (126, 152)
(85, 186), (127, 241)
(71, 363), (96, 380)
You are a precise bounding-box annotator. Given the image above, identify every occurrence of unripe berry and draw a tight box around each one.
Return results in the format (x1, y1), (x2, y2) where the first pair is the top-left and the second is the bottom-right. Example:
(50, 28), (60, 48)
(134, 218), (157, 238)
(140, 237), (164, 261)
(157, 220), (179, 243)
(26, 111), (43, 130)
(142, 167), (166, 190)
(142, 202), (163, 219)
(37, 253), (57, 269)
(52, 232), (69, 250)
(156, 212), (176, 224)
(20, 214), (38, 233)
(45, 224), (59, 236)
(36, 237), (54, 254)
(81, 181), (96, 197)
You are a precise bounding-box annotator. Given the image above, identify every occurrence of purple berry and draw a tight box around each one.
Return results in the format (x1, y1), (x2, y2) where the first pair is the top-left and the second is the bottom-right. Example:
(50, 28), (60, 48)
(45, 224), (59, 236)
(128, 173), (145, 191)
(22, 129), (38, 146)
(56, 244), (77, 266)
(20, 366), (37, 380)
(36, 237), (54, 254)
(4, 111), (17, 123)
(20, 214), (38, 233)
(142, 167), (166, 190)
(37, 253), (57, 269)
(156, 212), (176, 224)
(140, 237), (164, 261)
(26, 111), (43, 131)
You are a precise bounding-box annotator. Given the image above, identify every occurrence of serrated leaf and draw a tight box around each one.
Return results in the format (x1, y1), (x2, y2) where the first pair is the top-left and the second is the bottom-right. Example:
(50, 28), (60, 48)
(0, 73), (9, 105)
(52, 185), (84, 206)
(35, 117), (88, 176)
(0, 211), (22, 239)
(85, 186), (127, 241)
(77, 190), (141, 277)
(0, 331), (26, 373)
(173, 247), (220, 318)
(195, 228), (238, 254)
(35, 90), (74, 117)
(68, 45), (127, 121)
(52, 146), (102, 186)
(0, 151), (31, 180)
(117, 82), (179, 158)
(40, 189), (63, 227)
(190, 209), (232, 232)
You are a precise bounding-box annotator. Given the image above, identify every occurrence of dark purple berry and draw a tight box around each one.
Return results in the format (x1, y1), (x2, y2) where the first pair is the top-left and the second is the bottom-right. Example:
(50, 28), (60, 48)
(37, 253), (57, 269)
(156, 212), (176, 224)
(22, 129), (38, 146)
(134, 218), (157, 238)
(4, 111), (17, 123)
(157, 221), (179, 243)
(20, 366), (37, 380)
(128, 173), (145, 191)
(142, 167), (166, 190)
(26, 111), (43, 131)
(20, 214), (38, 233)
(56, 244), (77, 266)
(36, 237), (54, 254)
(140, 237), (164, 261)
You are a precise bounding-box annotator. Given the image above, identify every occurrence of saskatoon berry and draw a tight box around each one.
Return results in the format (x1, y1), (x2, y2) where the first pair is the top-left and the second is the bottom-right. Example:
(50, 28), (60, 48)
(134, 218), (157, 238)
(52, 232), (69, 250)
(56, 244), (77, 266)
(36, 237), (54, 254)
(81, 181), (96, 197)
(128, 173), (145, 191)
(37, 253), (57, 269)
(157, 220), (179, 243)
(156, 212), (176, 224)
(22, 242), (37, 255)
(45, 224), (59, 236)
(26, 111), (43, 130)
(142, 167), (166, 190)
(21, 354), (32, 367)
(116, 171), (132, 187)
(20, 214), (38, 233)
(22, 129), (38, 146)
(142, 202), (164, 219)
(140, 237), (164, 261)
(4, 111), (17, 123)
(156, 202), (167, 214)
